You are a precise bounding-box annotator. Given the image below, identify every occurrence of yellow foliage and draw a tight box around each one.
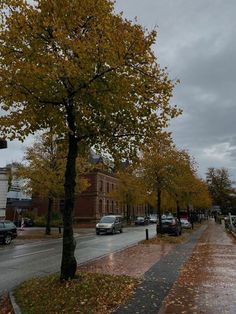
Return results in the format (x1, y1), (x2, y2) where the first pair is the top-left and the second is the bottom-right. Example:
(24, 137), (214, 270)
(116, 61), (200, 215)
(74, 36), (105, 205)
(15, 132), (90, 198)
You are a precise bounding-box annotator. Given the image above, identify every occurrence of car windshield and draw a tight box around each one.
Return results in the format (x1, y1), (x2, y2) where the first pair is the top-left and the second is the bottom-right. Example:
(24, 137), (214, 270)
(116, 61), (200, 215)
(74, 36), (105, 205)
(162, 217), (173, 222)
(5, 222), (15, 228)
(100, 216), (115, 223)
(137, 217), (144, 220)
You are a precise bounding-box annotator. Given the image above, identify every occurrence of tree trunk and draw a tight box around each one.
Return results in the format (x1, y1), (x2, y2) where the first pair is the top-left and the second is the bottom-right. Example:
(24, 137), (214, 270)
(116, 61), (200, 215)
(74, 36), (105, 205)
(45, 197), (53, 235)
(187, 204), (190, 220)
(157, 188), (162, 234)
(176, 199), (180, 221)
(60, 102), (78, 281)
(127, 203), (131, 224)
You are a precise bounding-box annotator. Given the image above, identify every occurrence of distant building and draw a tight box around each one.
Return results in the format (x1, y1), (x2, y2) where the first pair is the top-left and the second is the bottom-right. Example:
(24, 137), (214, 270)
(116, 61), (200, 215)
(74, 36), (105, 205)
(5, 163), (32, 221)
(31, 153), (148, 226)
(32, 168), (148, 226)
(0, 168), (8, 219)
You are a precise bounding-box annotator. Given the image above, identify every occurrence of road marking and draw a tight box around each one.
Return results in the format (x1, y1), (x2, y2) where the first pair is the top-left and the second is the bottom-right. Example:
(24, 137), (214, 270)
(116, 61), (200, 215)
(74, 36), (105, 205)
(13, 248), (54, 258)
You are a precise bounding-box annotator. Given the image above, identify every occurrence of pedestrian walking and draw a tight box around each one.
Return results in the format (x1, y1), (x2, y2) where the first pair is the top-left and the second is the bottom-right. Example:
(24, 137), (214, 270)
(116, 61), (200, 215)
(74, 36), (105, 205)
(20, 217), (25, 230)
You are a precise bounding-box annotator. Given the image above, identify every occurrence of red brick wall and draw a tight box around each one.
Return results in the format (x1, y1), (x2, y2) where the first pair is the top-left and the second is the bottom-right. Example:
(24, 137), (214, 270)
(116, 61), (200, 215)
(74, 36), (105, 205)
(31, 170), (148, 225)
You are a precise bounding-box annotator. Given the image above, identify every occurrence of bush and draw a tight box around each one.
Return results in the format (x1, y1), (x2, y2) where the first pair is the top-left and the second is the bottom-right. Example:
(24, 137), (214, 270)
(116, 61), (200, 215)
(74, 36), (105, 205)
(33, 213), (62, 227)
(34, 216), (46, 227)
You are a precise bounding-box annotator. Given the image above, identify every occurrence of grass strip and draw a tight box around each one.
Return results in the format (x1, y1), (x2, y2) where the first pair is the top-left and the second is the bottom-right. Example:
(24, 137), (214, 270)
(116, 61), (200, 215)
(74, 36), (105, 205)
(14, 272), (138, 314)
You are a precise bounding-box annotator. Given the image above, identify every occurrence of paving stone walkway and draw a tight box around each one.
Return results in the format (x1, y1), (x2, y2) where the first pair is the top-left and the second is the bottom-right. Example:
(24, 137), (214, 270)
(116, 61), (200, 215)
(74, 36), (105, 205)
(115, 224), (207, 313)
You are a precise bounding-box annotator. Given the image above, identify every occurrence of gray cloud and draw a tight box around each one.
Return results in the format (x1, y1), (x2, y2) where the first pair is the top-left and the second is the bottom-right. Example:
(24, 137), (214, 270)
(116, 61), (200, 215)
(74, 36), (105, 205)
(115, 0), (236, 180)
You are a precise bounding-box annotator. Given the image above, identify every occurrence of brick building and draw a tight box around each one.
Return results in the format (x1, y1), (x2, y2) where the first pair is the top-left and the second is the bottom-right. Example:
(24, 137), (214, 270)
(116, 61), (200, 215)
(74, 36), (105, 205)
(32, 167), (148, 226)
(73, 170), (120, 224)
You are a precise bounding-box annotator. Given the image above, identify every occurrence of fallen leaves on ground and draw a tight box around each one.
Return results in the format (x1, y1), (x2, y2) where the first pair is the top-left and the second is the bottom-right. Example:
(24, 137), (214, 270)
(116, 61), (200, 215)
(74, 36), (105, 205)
(0, 293), (13, 314)
(139, 225), (203, 245)
(140, 233), (187, 244)
(14, 272), (139, 314)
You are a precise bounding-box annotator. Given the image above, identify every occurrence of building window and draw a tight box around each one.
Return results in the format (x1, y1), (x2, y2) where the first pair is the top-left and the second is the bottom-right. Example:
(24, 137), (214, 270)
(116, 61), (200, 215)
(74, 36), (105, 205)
(106, 200), (109, 213)
(99, 180), (103, 192)
(99, 200), (103, 214)
(107, 182), (109, 193)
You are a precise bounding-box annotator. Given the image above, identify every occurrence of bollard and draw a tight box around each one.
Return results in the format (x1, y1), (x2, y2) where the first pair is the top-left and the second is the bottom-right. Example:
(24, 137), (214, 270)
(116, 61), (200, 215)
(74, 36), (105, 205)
(59, 226), (62, 234)
(145, 228), (149, 240)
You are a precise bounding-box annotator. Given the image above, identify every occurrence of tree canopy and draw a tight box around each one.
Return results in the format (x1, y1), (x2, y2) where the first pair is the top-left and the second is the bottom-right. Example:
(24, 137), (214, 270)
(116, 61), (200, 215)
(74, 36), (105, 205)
(206, 167), (234, 211)
(0, 0), (180, 155)
(0, 0), (181, 280)
(16, 132), (90, 199)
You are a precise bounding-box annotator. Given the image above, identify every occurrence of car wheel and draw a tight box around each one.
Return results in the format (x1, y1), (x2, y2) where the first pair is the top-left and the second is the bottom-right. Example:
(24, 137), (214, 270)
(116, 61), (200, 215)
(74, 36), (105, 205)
(112, 228), (115, 235)
(4, 234), (12, 245)
(120, 228), (123, 233)
(96, 230), (100, 235)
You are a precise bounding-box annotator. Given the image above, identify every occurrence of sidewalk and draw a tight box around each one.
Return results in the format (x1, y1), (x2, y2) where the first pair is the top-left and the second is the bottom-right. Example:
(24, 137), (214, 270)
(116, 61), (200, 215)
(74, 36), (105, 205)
(116, 224), (207, 313)
(79, 220), (236, 313)
(77, 223), (208, 313)
(158, 220), (236, 314)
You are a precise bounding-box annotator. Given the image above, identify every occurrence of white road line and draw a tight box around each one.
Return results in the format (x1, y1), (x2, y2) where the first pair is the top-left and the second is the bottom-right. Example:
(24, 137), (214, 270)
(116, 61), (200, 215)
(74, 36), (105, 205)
(13, 248), (54, 258)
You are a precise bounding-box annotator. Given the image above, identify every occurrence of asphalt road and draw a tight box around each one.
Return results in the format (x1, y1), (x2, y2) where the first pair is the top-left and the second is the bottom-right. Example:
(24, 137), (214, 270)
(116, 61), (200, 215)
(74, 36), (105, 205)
(0, 224), (156, 294)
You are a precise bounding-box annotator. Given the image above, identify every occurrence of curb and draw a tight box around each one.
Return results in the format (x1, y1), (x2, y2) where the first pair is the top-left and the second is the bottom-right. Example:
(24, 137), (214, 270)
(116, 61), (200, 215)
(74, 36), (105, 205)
(9, 291), (22, 314)
(230, 230), (236, 239)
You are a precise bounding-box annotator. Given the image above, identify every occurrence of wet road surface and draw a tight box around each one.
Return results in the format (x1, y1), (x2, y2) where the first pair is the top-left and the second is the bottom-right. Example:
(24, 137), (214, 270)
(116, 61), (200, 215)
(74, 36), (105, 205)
(159, 219), (236, 313)
(0, 225), (157, 294)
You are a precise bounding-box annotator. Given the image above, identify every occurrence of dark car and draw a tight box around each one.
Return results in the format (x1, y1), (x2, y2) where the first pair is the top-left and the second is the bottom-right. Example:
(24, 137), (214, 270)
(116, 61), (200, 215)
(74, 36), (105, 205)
(156, 215), (182, 236)
(0, 220), (17, 244)
(134, 216), (149, 226)
(14, 217), (34, 228)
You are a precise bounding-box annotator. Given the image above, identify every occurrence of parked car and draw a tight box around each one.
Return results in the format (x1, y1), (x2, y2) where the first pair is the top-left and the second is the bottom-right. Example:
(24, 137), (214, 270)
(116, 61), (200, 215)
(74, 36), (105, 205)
(149, 214), (158, 223)
(180, 218), (192, 229)
(134, 216), (149, 226)
(156, 215), (182, 236)
(0, 220), (17, 244)
(14, 217), (34, 227)
(96, 215), (123, 235)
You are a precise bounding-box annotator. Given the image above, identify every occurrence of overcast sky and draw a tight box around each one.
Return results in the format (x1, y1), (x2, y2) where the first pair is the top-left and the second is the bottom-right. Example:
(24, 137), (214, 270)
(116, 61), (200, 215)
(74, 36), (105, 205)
(1, 0), (236, 182)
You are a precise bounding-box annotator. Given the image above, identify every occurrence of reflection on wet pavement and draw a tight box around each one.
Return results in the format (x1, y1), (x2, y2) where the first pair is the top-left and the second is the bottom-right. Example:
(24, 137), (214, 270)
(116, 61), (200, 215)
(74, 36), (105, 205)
(159, 219), (236, 313)
(77, 243), (174, 278)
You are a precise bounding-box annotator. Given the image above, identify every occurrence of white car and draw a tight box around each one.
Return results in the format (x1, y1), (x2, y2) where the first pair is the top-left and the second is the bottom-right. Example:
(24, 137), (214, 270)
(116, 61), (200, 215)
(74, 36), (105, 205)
(149, 214), (158, 223)
(180, 218), (192, 229)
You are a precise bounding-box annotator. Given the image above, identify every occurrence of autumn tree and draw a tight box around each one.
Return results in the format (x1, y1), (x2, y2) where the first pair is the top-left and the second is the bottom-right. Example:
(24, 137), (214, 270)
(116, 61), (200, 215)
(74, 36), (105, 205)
(109, 167), (145, 223)
(16, 132), (89, 235)
(139, 133), (180, 233)
(206, 167), (233, 211)
(191, 178), (212, 210)
(167, 150), (197, 219)
(0, 0), (180, 280)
